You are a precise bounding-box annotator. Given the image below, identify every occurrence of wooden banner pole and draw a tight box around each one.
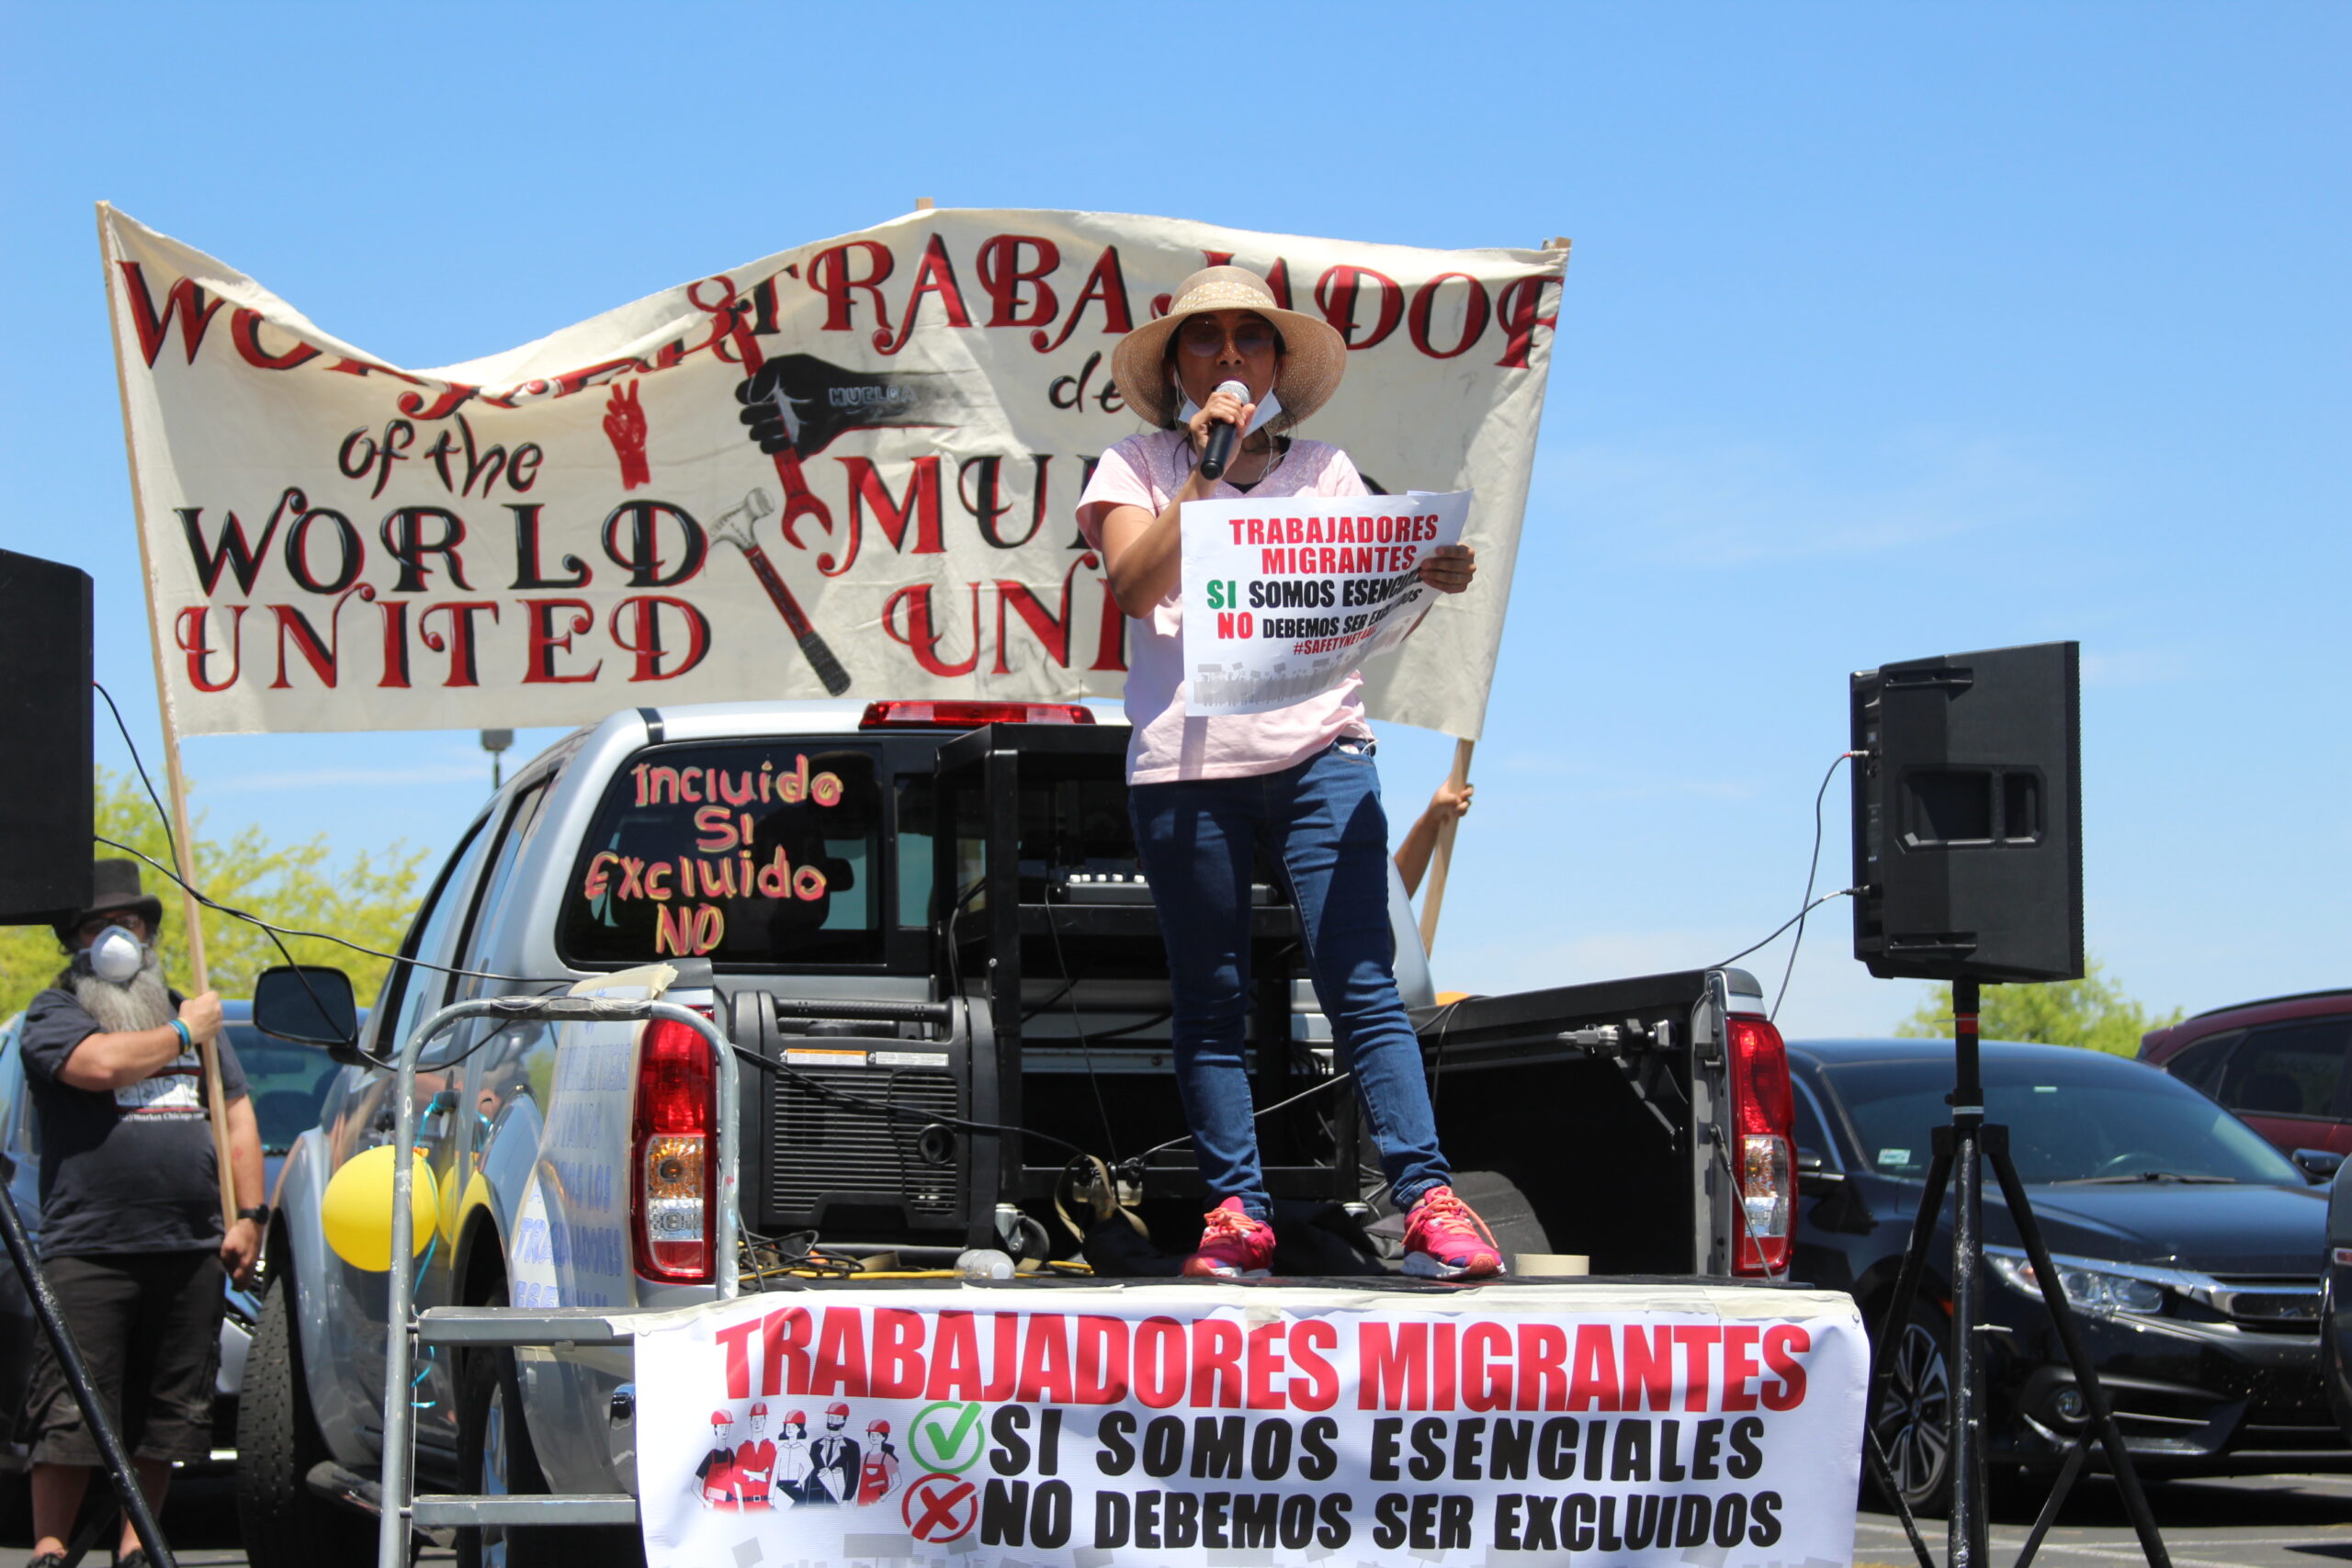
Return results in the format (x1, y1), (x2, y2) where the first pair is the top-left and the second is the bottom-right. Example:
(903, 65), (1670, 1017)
(1416, 737), (1475, 956)
(96, 203), (238, 1235)
(1414, 235), (1568, 962)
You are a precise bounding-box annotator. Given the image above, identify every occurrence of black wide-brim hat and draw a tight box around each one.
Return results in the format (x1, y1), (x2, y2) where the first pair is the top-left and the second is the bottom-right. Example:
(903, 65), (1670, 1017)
(53, 857), (165, 946)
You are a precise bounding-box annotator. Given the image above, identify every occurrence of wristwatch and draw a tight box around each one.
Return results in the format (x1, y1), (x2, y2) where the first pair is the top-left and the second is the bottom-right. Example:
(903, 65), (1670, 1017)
(237, 1205), (270, 1226)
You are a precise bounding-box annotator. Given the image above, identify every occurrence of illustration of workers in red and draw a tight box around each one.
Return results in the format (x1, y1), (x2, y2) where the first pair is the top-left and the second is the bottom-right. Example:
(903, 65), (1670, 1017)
(804, 1401), (861, 1505)
(695, 1409), (741, 1508)
(776, 1408), (811, 1502)
(736, 1401), (779, 1509)
(856, 1416), (901, 1506)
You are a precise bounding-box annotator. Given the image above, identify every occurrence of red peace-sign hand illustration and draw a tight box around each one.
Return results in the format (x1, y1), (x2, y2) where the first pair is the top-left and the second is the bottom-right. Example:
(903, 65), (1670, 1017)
(603, 378), (650, 490)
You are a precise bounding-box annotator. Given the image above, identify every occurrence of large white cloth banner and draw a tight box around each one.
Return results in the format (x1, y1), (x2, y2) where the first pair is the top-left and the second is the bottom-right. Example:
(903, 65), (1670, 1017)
(99, 206), (1566, 740)
(631, 1283), (1866, 1568)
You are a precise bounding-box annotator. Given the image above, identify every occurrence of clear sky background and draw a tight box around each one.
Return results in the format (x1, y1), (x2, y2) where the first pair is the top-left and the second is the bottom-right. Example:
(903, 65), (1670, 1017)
(3, 3), (2344, 1037)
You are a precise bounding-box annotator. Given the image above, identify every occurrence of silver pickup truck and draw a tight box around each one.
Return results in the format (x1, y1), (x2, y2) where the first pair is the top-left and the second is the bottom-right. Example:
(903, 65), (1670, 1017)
(234, 698), (1797, 1568)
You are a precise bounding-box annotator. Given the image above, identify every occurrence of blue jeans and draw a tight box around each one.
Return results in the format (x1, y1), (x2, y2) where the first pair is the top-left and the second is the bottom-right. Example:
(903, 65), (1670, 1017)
(1128, 740), (1451, 1223)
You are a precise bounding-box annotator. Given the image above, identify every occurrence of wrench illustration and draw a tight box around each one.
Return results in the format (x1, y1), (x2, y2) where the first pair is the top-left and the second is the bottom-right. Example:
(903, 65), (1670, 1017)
(691, 276), (835, 553)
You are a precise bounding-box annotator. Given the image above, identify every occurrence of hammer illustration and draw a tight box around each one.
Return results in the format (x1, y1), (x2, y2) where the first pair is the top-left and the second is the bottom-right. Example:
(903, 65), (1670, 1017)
(711, 487), (852, 696)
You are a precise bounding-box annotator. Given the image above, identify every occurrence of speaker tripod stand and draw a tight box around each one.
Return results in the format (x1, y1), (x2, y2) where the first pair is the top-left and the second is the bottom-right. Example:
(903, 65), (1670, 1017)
(0, 1169), (176, 1568)
(1861, 980), (2171, 1568)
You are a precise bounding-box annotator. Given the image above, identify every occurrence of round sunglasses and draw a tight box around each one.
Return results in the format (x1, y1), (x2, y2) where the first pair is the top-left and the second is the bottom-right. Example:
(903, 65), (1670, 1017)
(1178, 317), (1279, 357)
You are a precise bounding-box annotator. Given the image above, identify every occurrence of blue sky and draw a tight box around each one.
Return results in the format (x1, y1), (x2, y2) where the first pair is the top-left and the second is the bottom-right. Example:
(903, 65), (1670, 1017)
(4, 3), (2344, 1035)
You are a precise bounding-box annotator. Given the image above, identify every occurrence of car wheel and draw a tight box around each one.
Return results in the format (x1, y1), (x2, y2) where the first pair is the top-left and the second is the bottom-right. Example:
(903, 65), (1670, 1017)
(1871, 1299), (1954, 1517)
(455, 1280), (641, 1568)
(234, 1267), (379, 1568)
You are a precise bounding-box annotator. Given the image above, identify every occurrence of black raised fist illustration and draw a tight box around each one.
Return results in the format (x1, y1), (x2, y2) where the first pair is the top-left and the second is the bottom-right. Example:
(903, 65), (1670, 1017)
(735, 354), (960, 460)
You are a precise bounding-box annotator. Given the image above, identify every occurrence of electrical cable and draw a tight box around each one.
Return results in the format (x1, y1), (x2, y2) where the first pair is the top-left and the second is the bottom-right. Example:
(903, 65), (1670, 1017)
(96, 837), (565, 989)
(1124, 1067), (1358, 1170)
(1713, 886), (1860, 973)
(1018, 977), (1079, 1025)
(94, 682), (577, 992)
(89, 684), (401, 1064)
(1041, 899), (1122, 1163)
(94, 682), (181, 877)
(1770, 750), (1860, 1023)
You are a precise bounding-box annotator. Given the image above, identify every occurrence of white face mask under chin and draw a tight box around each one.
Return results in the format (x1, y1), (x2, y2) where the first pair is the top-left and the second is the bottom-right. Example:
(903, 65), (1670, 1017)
(85, 925), (145, 985)
(1177, 389), (1283, 445)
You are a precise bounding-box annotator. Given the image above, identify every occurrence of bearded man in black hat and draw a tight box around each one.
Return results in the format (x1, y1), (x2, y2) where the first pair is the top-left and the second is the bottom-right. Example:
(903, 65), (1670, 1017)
(13, 859), (262, 1568)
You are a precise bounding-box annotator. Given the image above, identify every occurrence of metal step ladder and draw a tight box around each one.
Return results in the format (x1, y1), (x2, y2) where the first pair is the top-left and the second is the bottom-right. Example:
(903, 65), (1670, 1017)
(373, 995), (741, 1568)
(406, 1307), (642, 1531)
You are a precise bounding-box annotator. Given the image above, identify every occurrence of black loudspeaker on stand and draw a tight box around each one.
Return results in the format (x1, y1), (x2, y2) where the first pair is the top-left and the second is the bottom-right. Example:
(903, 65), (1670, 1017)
(0, 549), (177, 1568)
(1850, 642), (2167, 1568)
(0, 548), (96, 926)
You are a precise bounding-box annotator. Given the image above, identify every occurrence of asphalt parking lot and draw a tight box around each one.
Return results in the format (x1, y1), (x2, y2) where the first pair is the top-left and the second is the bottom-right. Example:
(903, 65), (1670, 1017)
(1856, 1471), (2352, 1567)
(6, 1470), (2350, 1565)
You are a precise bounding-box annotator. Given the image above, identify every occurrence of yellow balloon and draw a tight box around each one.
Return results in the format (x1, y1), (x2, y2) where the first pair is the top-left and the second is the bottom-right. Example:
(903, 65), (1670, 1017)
(322, 1145), (439, 1271)
(437, 1160), (466, 1245)
(458, 1170), (492, 1229)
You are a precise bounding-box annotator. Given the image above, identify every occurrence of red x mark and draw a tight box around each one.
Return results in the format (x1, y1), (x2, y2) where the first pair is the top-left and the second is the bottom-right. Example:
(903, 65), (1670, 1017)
(903, 1473), (978, 1542)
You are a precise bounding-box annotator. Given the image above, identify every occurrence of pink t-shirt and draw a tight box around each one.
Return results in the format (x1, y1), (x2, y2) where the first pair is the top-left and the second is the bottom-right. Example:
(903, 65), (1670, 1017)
(1078, 428), (1374, 784)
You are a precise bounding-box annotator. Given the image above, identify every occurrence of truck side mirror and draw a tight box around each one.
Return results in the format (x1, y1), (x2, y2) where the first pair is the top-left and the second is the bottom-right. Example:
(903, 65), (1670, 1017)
(1795, 1149), (1847, 1189)
(253, 965), (361, 1059)
(2293, 1147), (2345, 1184)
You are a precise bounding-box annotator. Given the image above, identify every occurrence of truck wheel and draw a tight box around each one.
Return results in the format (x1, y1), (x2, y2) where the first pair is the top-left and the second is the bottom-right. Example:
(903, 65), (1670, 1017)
(1870, 1299), (1954, 1517)
(456, 1287), (643, 1568)
(234, 1268), (378, 1568)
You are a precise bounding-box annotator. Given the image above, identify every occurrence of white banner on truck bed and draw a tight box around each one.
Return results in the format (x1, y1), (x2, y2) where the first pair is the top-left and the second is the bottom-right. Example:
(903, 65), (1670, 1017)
(631, 1282), (1865, 1568)
(99, 206), (1563, 740)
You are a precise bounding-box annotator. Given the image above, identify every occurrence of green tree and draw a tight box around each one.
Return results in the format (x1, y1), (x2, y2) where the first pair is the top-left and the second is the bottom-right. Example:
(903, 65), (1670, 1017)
(0, 769), (426, 1021)
(1895, 957), (2185, 1057)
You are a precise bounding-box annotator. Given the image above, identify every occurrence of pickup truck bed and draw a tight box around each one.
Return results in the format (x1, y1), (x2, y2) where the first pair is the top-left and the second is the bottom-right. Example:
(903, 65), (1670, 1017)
(237, 701), (1808, 1568)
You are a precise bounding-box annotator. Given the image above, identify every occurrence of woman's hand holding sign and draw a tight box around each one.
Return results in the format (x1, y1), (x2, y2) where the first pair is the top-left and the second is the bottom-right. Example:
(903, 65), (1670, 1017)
(1419, 543), (1477, 594)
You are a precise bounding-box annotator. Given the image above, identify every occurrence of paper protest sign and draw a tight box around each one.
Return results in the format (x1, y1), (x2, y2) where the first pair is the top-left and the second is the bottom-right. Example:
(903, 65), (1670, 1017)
(630, 1281), (1867, 1568)
(1180, 491), (1471, 716)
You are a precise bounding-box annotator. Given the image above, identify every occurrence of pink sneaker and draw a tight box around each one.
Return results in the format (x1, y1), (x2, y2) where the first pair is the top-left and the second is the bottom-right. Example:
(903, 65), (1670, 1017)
(1182, 1198), (1276, 1277)
(1403, 1186), (1506, 1279)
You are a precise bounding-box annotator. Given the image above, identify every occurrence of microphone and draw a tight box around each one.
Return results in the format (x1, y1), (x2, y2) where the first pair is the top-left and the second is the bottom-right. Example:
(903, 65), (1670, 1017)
(1197, 378), (1250, 481)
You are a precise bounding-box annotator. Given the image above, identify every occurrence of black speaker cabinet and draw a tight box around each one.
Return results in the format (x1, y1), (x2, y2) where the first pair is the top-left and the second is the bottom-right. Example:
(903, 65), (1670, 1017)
(1850, 641), (2082, 984)
(0, 549), (94, 926)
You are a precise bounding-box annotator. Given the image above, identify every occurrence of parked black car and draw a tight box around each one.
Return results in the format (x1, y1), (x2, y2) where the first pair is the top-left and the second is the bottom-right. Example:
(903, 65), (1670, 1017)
(1789, 1037), (2337, 1513)
(2315, 1163), (2352, 1443)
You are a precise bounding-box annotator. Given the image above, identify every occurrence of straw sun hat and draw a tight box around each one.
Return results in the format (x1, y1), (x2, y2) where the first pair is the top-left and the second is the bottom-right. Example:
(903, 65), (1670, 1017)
(1111, 266), (1348, 433)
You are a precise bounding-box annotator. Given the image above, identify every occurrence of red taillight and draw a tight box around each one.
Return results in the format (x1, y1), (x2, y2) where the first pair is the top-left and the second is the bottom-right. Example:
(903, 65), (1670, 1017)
(859, 700), (1094, 728)
(632, 1017), (713, 1282)
(1727, 1014), (1795, 1277)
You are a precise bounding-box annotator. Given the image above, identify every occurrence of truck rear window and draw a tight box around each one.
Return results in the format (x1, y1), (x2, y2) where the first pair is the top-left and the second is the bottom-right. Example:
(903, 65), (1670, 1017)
(560, 743), (885, 967)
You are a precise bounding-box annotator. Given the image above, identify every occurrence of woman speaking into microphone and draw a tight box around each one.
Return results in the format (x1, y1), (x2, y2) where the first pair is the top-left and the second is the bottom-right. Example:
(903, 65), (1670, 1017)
(1076, 266), (1498, 1280)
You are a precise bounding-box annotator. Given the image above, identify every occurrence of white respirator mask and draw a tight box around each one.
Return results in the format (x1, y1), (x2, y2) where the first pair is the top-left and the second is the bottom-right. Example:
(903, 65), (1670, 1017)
(85, 925), (146, 985)
(1177, 388), (1283, 439)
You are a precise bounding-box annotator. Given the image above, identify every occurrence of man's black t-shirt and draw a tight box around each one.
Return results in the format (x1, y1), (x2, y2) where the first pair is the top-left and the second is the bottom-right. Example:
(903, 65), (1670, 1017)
(17, 989), (249, 1258)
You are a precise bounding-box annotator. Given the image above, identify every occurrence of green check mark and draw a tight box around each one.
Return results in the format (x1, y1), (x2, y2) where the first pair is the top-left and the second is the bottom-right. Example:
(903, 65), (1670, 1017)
(910, 1400), (985, 1472)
